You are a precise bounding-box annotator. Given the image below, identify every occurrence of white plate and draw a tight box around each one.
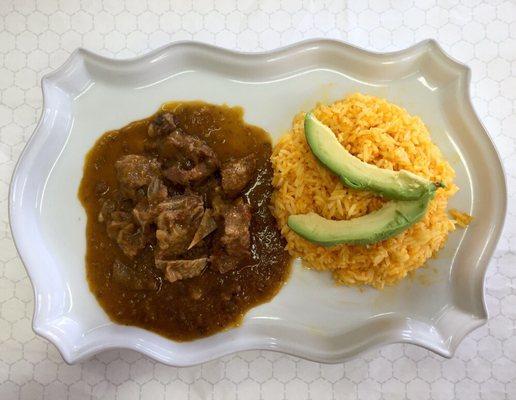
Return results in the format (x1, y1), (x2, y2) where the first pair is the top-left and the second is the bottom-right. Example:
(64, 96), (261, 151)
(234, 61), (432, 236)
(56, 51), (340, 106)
(9, 39), (506, 366)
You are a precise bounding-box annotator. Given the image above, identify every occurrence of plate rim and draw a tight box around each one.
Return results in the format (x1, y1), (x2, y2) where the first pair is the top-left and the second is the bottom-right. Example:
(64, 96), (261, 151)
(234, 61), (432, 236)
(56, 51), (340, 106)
(8, 38), (507, 365)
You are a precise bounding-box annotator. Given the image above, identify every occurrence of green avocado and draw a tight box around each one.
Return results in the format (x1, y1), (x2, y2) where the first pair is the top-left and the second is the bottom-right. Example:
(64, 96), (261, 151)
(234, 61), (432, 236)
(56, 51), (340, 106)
(287, 193), (433, 246)
(304, 112), (439, 200)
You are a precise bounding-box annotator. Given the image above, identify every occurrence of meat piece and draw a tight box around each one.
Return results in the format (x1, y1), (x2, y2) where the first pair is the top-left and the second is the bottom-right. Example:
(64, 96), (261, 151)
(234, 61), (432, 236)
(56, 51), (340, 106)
(147, 177), (168, 203)
(112, 260), (158, 290)
(212, 192), (229, 218)
(155, 195), (204, 257)
(155, 258), (208, 283)
(221, 154), (257, 197)
(161, 131), (219, 185)
(94, 181), (110, 197)
(98, 199), (115, 223)
(148, 112), (176, 137)
(188, 209), (217, 250)
(132, 177), (169, 231)
(106, 211), (146, 258)
(131, 199), (158, 234)
(115, 155), (161, 198)
(189, 176), (222, 206)
(221, 199), (252, 257)
(117, 223), (145, 258)
(212, 253), (241, 275)
(211, 198), (252, 273)
(106, 211), (130, 236)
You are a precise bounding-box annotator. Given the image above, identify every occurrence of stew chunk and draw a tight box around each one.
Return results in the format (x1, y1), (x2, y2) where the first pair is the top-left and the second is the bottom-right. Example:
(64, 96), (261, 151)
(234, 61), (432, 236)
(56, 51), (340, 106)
(148, 112), (176, 137)
(162, 131), (219, 185)
(211, 198), (252, 273)
(115, 155), (161, 198)
(156, 258), (208, 283)
(221, 154), (257, 197)
(106, 210), (146, 258)
(155, 195), (204, 257)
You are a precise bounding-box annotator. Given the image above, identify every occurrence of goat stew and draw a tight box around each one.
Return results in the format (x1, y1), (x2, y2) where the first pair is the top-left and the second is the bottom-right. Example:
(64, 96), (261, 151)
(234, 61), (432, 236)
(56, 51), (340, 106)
(78, 101), (291, 341)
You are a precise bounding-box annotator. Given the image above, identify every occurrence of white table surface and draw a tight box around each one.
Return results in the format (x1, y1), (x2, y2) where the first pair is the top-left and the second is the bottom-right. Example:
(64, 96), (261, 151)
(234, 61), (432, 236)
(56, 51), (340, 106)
(1, 0), (515, 399)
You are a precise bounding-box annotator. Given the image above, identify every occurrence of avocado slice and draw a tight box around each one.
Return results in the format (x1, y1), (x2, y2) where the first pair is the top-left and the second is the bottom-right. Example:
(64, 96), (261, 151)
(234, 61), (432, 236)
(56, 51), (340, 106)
(287, 193), (433, 246)
(304, 112), (438, 200)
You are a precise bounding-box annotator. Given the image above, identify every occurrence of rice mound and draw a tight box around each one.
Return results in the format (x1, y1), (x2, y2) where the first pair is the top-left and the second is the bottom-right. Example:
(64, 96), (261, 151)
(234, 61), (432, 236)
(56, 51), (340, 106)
(271, 93), (458, 288)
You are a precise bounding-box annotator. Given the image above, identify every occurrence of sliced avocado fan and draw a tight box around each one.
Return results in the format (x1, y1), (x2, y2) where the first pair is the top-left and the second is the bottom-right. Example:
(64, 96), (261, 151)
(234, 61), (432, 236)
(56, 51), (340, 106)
(304, 112), (438, 200)
(287, 192), (433, 247)
(285, 111), (439, 246)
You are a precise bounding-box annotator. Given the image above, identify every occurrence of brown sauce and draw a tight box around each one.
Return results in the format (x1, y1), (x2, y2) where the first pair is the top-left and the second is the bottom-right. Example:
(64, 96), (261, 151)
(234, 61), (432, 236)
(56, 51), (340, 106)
(78, 101), (291, 341)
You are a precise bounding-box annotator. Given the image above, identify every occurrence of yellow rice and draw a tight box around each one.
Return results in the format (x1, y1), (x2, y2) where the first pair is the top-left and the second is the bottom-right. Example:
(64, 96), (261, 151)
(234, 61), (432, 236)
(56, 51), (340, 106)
(271, 93), (458, 288)
(449, 209), (473, 228)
